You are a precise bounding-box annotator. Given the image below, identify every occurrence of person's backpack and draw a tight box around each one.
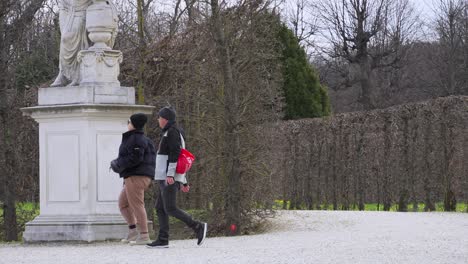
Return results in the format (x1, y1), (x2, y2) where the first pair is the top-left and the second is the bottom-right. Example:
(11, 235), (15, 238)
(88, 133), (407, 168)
(176, 133), (195, 174)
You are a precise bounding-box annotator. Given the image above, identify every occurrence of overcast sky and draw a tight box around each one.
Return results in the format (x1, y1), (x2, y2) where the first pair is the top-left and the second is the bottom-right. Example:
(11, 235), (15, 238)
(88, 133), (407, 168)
(110, 0), (442, 43)
(272, 0), (447, 56)
(413, 0), (438, 18)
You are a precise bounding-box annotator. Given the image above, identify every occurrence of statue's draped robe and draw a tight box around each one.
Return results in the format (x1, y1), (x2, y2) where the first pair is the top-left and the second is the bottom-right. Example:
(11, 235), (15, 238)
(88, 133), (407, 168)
(58, 0), (92, 85)
(57, 0), (118, 85)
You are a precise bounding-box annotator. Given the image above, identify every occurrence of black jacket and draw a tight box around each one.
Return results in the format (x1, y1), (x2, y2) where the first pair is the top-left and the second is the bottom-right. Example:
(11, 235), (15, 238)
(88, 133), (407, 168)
(112, 129), (156, 179)
(159, 122), (182, 165)
(155, 121), (187, 183)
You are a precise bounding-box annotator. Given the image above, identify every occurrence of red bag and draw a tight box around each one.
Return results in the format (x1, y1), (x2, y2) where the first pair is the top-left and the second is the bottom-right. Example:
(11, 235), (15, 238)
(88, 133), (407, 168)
(176, 148), (195, 174)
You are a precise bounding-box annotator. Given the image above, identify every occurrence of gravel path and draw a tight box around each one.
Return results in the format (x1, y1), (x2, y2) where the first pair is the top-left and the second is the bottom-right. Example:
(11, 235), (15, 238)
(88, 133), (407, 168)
(1, 211), (467, 264)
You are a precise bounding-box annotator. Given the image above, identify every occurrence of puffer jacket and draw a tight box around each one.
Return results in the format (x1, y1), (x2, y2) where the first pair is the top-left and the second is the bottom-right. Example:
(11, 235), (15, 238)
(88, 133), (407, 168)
(113, 129), (156, 179)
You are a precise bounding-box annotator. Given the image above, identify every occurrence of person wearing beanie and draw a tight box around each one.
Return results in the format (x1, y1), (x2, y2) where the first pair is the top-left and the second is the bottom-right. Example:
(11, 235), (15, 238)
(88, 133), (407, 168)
(110, 113), (156, 245)
(157, 106), (176, 122)
(147, 106), (207, 248)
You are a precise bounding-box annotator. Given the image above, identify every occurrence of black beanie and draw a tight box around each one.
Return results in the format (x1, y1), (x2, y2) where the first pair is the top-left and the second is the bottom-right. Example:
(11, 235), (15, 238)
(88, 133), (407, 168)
(130, 113), (148, 130)
(158, 106), (176, 121)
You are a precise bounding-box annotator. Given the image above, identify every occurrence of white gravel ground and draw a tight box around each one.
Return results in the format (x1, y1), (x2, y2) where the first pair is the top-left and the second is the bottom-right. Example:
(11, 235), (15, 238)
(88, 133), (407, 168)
(1, 210), (467, 264)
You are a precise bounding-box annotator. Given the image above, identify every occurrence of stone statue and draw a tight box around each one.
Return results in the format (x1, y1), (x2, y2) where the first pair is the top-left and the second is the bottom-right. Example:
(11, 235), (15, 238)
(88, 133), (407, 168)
(51, 0), (118, 87)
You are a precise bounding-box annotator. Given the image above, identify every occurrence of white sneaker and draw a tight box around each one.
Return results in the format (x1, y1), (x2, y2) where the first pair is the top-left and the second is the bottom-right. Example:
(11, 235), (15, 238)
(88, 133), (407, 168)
(130, 234), (151, 246)
(121, 229), (138, 243)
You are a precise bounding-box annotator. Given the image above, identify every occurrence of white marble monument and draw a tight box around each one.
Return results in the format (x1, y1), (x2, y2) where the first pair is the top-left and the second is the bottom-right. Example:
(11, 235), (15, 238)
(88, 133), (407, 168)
(21, 0), (154, 242)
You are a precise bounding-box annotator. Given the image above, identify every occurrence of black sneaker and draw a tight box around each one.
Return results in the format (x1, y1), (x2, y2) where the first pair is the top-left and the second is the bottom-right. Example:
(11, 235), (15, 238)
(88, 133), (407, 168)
(146, 239), (169, 248)
(195, 222), (207, 246)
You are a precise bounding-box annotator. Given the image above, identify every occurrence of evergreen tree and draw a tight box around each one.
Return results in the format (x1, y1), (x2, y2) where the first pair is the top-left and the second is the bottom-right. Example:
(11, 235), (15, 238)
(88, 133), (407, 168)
(278, 24), (330, 119)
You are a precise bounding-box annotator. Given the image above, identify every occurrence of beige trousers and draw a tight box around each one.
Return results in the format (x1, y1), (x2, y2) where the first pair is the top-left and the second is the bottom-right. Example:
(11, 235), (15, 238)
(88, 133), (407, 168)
(118, 176), (152, 233)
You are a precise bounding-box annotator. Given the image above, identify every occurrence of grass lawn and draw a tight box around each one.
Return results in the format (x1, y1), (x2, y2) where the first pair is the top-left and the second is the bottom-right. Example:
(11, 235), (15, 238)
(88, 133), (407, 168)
(273, 200), (468, 212)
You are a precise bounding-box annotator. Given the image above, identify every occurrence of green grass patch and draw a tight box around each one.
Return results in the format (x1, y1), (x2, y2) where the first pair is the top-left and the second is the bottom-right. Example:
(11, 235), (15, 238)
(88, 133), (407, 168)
(273, 200), (468, 213)
(456, 203), (468, 212)
(273, 200), (289, 210)
(0, 202), (40, 242)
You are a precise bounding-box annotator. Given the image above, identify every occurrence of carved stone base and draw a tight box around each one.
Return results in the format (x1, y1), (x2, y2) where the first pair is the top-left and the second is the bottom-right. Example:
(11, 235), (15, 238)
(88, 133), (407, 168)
(78, 49), (122, 86)
(38, 85), (135, 105)
(22, 215), (127, 242)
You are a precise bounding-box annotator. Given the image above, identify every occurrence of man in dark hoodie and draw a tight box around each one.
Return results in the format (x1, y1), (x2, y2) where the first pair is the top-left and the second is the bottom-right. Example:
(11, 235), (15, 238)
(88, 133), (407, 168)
(110, 113), (156, 245)
(147, 106), (207, 248)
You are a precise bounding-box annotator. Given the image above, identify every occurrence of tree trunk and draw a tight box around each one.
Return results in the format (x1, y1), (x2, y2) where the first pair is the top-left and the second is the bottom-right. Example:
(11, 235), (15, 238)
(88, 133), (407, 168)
(3, 188), (18, 241)
(290, 135), (299, 210)
(282, 154), (288, 210)
(0, 23), (18, 241)
(185, 0), (196, 28)
(342, 133), (350, 210)
(324, 137), (330, 210)
(210, 0), (241, 234)
(447, 56), (456, 95)
(399, 116), (410, 212)
(1, 118), (18, 241)
(398, 189), (408, 212)
(383, 118), (392, 211)
(357, 131), (365, 211)
(316, 143), (322, 210)
(331, 133), (338, 210)
(442, 111), (456, 211)
(306, 146), (314, 210)
(136, 0), (146, 104)
(408, 118), (419, 212)
(358, 59), (375, 110)
(194, 84), (202, 209)
(423, 118), (435, 211)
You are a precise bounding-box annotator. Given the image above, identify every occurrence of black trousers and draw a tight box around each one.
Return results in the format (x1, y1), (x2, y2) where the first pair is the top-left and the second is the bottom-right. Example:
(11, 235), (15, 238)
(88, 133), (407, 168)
(155, 180), (198, 241)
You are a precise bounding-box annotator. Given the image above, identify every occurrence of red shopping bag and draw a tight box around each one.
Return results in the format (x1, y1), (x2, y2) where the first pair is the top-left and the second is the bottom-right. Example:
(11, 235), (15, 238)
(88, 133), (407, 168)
(176, 148), (195, 174)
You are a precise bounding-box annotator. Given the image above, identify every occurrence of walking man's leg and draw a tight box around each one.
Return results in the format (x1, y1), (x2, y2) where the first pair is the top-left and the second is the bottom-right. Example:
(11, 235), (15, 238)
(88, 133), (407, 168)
(147, 181), (207, 248)
(163, 182), (198, 227)
(147, 180), (170, 248)
(163, 182), (207, 246)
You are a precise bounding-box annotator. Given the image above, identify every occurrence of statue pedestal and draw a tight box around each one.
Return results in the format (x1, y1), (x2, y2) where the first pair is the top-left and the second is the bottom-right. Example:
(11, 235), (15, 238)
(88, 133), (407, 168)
(38, 85), (135, 105)
(21, 88), (154, 242)
(78, 50), (122, 86)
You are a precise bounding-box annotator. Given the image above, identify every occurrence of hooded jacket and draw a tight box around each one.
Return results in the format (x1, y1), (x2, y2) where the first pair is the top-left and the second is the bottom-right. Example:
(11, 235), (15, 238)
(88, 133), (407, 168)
(155, 121), (187, 183)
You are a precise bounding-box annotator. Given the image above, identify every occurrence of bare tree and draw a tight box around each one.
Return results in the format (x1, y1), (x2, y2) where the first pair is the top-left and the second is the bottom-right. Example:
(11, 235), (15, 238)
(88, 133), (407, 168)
(433, 0), (467, 96)
(209, 0), (243, 233)
(286, 0), (317, 53)
(312, 0), (418, 110)
(129, 0), (283, 233)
